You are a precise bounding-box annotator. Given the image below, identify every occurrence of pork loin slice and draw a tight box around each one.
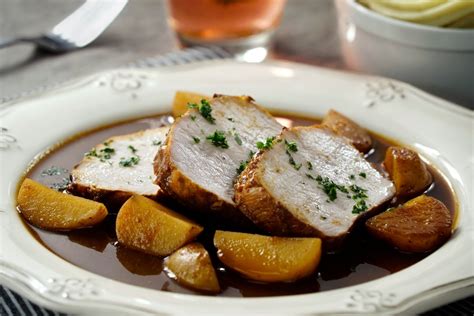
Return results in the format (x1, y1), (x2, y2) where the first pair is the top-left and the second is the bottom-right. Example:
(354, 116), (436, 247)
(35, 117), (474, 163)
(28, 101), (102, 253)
(235, 125), (395, 247)
(155, 95), (282, 227)
(70, 127), (168, 206)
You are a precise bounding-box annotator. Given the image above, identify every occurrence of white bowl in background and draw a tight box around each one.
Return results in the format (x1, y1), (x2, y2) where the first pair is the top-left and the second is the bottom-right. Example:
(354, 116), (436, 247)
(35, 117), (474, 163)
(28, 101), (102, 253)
(335, 0), (474, 108)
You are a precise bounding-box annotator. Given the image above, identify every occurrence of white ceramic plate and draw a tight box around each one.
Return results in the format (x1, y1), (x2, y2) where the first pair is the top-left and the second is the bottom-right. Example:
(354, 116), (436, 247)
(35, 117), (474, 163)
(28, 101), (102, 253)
(0, 60), (472, 315)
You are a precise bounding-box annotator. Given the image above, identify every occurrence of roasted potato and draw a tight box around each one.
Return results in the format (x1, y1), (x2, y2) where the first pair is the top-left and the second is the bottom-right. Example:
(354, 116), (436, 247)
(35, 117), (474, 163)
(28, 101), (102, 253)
(116, 195), (203, 256)
(384, 146), (432, 196)
(164, 242), (220, 293)
(214, 230), (322, 282)
(17, 178), (108, 230)
(322, 109), (372, 153)
(172, 91), (209, 118)
(366, 195), (452, 253)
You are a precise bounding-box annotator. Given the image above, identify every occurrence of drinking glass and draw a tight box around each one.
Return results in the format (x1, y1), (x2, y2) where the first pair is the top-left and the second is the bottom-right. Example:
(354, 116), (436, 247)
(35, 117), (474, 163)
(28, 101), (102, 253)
(167, 0), (286, 61)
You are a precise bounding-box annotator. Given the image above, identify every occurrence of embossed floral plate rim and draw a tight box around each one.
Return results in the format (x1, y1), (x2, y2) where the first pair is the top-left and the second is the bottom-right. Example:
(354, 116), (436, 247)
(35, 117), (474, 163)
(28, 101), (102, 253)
(0, 60), (472, 315)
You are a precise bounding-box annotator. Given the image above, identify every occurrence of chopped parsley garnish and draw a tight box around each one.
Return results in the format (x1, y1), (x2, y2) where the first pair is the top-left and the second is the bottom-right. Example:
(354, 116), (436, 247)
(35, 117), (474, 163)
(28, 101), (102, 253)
(349, 184), (369, 214)
(320, 215), (327, 220)
(349, 174), (355, 180)
(85, 143), (115, 162)
(227, 117), (235, 122)
(352, 200), (368, 214)
(236, 161), (248, 175)
(307, 161), (313, 170)
(119, 156), (140, 167)
(206, 130), (229, 148)
(306, 173), (370, 213)
(256, 136), (275, 150)
(100, 147), (115, 157)
(192, 136), (201, 144)
(286, 150), (302, 170)
(85, 148), (99, 158)
(306, 174), (349, 201)
(128, 145), (137, 154)
(188, 99), (215, 124)
(349, 184), (368, 200)
(234, 133), (243, 146)
(190, 115), (196, 121)
(236, 151), (256, 175)
(152, 140), (162, 146)
(285, 139), (298, 152)
(359, 172), (367, 178)
(50, 177), (71, 191)
(41, 166), (68, 177)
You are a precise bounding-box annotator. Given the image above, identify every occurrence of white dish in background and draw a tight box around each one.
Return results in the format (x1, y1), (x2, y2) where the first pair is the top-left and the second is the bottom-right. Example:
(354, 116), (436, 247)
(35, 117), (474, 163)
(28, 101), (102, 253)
(0, 60), (473, 315)
(335, 0), (474, 108)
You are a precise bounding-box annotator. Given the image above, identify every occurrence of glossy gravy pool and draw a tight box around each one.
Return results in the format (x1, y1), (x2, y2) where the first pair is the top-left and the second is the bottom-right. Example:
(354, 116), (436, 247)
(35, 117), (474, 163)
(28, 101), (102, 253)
(23, 114), (456, 297)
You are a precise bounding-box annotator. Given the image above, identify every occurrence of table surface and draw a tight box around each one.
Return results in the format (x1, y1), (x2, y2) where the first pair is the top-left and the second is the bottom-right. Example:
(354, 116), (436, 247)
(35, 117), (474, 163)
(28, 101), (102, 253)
(0, 0), (344, 99)
(0, 0), (472, 315)
(1, 0), (472, 108)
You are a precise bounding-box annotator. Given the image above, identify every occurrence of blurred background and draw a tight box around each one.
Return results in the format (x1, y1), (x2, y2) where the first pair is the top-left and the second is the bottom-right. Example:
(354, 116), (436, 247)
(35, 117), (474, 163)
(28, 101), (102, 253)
(2, 0), (473, 108)
(0, 0), (343, 100)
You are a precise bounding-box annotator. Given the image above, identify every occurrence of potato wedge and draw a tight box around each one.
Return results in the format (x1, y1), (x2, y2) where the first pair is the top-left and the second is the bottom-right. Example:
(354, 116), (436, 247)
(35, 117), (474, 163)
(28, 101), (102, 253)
(172, 91), (209, 118)
(384, 146), (432, 196)
(116, 195), (203, 256)
(164, 242), (220, 293)
(366, 195), (452, 253)
(17, 178), (108, 230)
(322, 109), (372, 153)
(214, 231), (322, 282)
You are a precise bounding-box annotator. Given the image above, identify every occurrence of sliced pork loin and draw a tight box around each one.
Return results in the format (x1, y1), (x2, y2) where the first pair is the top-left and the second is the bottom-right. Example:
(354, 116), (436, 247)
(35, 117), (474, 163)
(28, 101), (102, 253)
(234, 125), (395, 247)
(154, 95), (282, 228)
(70, 127), (168, 207)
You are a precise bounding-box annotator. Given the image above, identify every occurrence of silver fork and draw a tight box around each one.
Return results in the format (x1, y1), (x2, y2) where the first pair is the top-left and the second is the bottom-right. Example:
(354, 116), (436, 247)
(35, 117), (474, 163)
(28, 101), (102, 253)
(0, 0), (128, 53)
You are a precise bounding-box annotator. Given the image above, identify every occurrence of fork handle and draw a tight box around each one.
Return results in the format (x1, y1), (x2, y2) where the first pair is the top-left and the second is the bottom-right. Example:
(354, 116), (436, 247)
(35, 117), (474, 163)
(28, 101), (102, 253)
(0, 37), (35, 49)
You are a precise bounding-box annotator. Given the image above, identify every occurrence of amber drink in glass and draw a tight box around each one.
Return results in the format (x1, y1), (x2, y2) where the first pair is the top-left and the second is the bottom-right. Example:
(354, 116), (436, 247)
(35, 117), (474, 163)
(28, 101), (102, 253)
(167, 0), (286, 56)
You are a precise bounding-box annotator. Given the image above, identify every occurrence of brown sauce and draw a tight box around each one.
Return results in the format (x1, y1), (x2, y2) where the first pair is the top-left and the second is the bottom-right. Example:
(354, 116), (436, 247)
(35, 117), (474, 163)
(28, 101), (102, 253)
(22, 113), (456, 297)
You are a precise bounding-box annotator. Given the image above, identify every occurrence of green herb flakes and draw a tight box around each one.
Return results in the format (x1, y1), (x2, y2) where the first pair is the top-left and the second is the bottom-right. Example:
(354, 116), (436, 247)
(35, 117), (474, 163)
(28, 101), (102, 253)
(256, 136), (275, 150)
(236, 161), (247, 175)
(352, 200), (368, 214)
(85, 143), (115, 161)
(349, 184), (369, 214)
(236, 151), (256, 175)
(206, 130), (229, 149)
(192, 136), (201, 144)
(119, 156), (140, 167)
(41, 166), (68, 177)
(307, 161), (313, 170)
(188, 99), (215, 124)
(234, 133), (243, 146)
(306, 172), (369, 212)
(285, 139), (298, 152)
(128, 145), (137, 154)
(306, 174), (348, 201)
(286, 150), (302, 170)
(359, 172), (367, 178)
(152, 140), (162, 146)
(349, 184), (368, 200)
(50, 177), (71, 191)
